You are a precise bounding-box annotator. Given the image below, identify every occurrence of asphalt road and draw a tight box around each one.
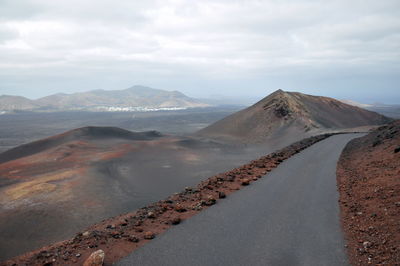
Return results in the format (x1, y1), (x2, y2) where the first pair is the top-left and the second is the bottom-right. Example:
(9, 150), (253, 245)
(117, 134), (363, 266)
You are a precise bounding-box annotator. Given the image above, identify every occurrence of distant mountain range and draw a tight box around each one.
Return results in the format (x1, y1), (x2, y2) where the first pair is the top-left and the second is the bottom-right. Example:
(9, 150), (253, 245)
(198, 90), (392, 143)
(0, 85), (209, 113)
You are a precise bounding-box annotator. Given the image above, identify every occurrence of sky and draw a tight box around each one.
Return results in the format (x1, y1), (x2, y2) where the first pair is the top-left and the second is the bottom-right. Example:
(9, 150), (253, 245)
(0, 0), (399, 104)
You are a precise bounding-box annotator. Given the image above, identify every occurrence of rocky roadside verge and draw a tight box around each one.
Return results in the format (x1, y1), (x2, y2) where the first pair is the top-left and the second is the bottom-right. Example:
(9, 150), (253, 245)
(2, 133), (336, 266)
(337, 120), (400, 265)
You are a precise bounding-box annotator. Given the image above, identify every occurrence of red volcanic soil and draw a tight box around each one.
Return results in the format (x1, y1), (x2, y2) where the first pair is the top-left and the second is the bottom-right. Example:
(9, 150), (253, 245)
(337, 120), (400, 265)
(0, 126), (161, 165)
(0, 129), (162, 261)
(2, 133), (335, 266)
(0, 127), (162, 192)
(0, 139), (134, 185)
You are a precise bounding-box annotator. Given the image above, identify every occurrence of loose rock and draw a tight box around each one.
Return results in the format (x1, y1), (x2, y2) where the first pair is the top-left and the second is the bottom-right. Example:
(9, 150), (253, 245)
(241, 178), (250, 186)
(363, 241), (372, 249)
(171, 217), (181, 225)
(147, 211), (156, 219)
(174, 204), (187, 212)
(144, 231), (156, 240)
(204, 195), (216, 206)
(83, 250), (105, 266)
(128, 235), (139, 243)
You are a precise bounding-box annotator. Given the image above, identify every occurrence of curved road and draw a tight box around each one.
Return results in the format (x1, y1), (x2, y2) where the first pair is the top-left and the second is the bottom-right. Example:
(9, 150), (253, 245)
(117, 134), (363, 266)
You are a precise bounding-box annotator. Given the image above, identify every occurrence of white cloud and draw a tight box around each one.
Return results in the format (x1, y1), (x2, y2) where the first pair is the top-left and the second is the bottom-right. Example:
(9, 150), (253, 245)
(0, 0), (399, 102)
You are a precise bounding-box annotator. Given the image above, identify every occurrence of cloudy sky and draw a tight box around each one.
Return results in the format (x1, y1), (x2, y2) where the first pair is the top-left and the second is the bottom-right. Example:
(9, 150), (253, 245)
(0, 0), (399, 104)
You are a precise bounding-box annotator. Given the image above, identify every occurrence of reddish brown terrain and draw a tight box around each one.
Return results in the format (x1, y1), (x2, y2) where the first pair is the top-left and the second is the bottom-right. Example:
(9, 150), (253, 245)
(337, 120), (400, 265)
(0, 90), (393, 263)
(198, 90), (391, 143)
(2, 133), (334, 266)
(0, 127), (166, 260)
(0, 125), (292, 261)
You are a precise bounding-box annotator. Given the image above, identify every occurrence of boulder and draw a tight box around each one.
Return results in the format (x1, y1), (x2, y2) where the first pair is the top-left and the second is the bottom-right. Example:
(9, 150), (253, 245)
(144, 231), (156, 240)
(83, 250), (105, 266)
(241, 178), (250, 186)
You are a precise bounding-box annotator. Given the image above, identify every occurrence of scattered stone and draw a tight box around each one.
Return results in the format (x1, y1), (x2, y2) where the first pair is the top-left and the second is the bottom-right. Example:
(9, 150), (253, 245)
(192, 202), (203, 211)
(363, 241), (372, 249)
(111, 231), (121, 239)
(171, 217), (181, 225)
(394, 147), (400, 153)
(76, 253), (81, 257)
(147, 211), (156, 219)
(174, 204), (187, 212)
(83, 250), (105, 266)
(241, 178), (250, 186)
(82, 231), (90, 237)
(358, 247), (366, 254)
(128, 235), (139, 243)
(204, 195), (216, 206)
(218, 191), (226, 199)
(395, 202), (400, 207)
(106, 224), (116, 229)
(143, 231), (155, 240)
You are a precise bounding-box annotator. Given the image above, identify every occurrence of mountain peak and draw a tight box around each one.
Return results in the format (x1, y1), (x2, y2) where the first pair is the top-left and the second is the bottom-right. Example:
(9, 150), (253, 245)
(268, 89), (286, 97)
(256, 90), (301, 119)
(197, 90), (391, 143)
(126, 85), (155, 91)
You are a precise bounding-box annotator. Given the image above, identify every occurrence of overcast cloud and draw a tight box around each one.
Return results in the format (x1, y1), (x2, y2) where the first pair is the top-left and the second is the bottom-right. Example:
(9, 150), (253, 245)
(0, 0), (399, 103)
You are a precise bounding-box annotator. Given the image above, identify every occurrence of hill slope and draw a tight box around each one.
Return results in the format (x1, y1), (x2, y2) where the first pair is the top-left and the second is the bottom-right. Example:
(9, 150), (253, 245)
(0, 95), (38, 111)
(0, 126), (161, 164)
(197, 90), (391, 143)
(337, 120), (400, 265)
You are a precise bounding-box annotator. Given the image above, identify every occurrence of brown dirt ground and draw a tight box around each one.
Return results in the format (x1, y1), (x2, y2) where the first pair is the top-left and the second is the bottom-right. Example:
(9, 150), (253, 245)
(1, 133), (335, 266)
(337, 120), (400, 265)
